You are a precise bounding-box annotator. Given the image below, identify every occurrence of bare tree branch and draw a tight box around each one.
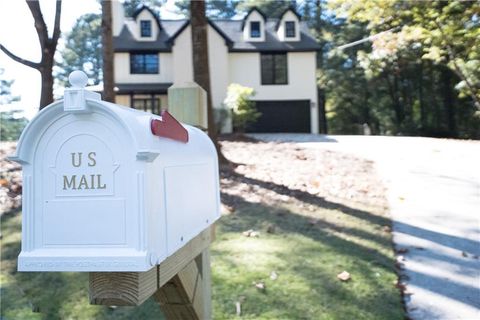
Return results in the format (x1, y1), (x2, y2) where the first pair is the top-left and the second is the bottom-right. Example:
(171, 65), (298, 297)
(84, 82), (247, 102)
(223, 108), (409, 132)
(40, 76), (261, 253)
(52, 0), (62, 44)
(0, 44), (39, 69)
(26, 0), (49, 49)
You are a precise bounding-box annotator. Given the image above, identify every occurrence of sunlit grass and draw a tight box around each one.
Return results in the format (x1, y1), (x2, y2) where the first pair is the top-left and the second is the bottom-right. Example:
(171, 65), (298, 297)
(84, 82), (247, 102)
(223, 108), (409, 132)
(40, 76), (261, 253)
(0, 212), (164, 320)
(211, 197), (403, 319)
(1, 189), (403, 319)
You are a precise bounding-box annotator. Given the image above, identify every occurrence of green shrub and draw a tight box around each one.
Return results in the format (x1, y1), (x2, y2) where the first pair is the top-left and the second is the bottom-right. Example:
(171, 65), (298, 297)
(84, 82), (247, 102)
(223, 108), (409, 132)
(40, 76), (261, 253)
(224, 83), (261, 132)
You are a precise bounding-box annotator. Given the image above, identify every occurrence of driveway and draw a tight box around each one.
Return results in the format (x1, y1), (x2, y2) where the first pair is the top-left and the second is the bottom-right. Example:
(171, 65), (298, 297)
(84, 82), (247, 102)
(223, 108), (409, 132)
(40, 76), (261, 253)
(250, 134), (480, 320)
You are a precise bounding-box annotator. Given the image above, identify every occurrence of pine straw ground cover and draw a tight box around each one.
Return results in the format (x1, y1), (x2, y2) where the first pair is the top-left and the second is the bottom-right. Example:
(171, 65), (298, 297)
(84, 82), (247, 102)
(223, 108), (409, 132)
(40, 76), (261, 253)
(0, 138), (404, 319)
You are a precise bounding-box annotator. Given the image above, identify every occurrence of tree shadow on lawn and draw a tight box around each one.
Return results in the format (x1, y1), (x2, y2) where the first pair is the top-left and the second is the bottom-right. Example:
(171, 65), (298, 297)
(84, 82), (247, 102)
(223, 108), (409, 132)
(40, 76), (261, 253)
(222, 169), (391, 228)
(218, 169), (480, 317)
(214, 190), (404, 319)
(394, 221), (480, 256)
(220, 192), (395, 270)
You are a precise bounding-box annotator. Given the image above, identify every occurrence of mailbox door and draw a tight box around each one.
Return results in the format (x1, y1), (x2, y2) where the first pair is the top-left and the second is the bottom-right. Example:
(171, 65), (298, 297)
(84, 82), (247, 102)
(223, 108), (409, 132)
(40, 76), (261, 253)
(33, 113), (134, 251)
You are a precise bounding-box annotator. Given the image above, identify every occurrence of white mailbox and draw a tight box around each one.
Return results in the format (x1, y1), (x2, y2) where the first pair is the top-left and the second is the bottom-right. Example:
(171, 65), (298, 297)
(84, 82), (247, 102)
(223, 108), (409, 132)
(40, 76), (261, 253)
(11, 72), (220, 272)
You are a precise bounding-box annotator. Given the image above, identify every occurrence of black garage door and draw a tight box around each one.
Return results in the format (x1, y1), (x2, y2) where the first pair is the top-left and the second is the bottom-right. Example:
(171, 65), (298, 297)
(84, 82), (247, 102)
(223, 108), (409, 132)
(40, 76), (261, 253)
(246, 100), (311, 133)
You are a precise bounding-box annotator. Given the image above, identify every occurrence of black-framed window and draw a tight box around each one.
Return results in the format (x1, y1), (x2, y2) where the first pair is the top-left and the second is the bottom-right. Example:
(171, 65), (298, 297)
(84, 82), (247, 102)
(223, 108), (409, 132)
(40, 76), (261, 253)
(285, 21), (296, 38)
(261, 53), (288, 85)
(132, 96), (161, 115)
(250, 21), (260, 38)
(130, 53), (158, 74)
(140, 20), (152, 37)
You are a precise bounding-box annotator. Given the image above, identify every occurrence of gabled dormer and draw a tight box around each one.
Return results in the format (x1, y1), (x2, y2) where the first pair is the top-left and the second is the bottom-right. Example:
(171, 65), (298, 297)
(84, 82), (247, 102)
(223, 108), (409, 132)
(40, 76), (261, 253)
(276, 8), (301, 42)
(126, 5), (162, 41)
(242, 7), (267, 42)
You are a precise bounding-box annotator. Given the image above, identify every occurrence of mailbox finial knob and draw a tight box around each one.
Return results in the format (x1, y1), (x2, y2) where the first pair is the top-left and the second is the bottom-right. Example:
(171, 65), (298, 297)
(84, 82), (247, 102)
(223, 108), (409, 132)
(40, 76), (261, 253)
(69, 71), (88, 88)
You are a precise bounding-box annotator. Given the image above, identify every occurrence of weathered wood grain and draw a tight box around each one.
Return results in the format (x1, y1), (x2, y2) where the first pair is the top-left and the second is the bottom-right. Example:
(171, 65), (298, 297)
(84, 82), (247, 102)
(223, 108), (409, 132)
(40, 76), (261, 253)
(89, 226), (213, 308)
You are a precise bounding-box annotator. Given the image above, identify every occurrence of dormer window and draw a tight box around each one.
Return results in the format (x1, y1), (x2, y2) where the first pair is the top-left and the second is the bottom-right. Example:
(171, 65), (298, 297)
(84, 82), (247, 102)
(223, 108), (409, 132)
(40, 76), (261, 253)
(250, 21), (260, 38)
(276, 8), (301, 41)
(285, 21), (295, 38)
(140, 20), (152, 37)
(242, 8), (266, 41)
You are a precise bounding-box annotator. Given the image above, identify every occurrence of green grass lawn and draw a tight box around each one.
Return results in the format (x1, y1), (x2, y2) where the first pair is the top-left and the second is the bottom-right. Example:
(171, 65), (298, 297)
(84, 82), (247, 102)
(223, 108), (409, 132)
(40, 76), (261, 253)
(1, 143), (404, 319)
(1, 210), (165, 320)
(1, 197), (403, 319)
(213, 169), (403, 320)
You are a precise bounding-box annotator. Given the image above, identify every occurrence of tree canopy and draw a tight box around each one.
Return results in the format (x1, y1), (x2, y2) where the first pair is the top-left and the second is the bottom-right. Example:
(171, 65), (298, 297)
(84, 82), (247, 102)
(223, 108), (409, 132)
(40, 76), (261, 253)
(322, 0), (480, 138)
(56, 13), (102, 86)
(0, 68), (20, 105)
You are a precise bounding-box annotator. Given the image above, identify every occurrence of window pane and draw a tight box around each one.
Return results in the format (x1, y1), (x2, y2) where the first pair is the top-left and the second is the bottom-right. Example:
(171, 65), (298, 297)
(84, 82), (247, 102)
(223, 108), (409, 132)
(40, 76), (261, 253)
(261, 54), (274, 84)
(144, 54), (158, 73)
(140, 20), (152, 37)
(274, 54), (287, 84)
(285, 21), (295, 38)
(132, 99), (145, 111)
(131, 54), (144, 73)
(130, 53), (158, 74)
(250, 21), (260, 38)
(132, 97), (160, 114)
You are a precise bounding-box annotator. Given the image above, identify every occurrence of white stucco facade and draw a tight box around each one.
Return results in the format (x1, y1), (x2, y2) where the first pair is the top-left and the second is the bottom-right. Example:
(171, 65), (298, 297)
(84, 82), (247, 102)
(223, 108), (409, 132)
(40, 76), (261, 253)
(114, 52), (173, 84)
(171, 26), (193, 85)
(229, 52), (318, 133)
(112, 1), (124, 37)
(112, 6), (320, 133)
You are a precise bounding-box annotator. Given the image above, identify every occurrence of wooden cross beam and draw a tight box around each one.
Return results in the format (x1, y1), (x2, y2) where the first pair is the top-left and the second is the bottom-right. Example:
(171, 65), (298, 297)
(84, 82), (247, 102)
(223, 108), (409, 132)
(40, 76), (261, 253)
(89, 226), (214, 319)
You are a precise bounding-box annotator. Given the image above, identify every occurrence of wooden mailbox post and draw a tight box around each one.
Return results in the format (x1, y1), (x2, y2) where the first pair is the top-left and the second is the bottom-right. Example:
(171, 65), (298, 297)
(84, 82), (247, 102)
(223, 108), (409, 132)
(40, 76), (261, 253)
(90, 226), (214, 319)
(10, 71), (220, 319)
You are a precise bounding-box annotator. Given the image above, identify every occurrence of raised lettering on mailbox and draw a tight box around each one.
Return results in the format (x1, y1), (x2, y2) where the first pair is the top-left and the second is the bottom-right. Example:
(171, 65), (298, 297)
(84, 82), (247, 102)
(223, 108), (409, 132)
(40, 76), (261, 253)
(63, 152), (107, 190)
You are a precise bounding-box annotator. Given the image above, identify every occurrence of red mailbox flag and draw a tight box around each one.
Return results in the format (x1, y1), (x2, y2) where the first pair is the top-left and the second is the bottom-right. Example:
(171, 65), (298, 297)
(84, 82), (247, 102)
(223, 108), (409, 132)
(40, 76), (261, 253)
(151, 111), (189, 143)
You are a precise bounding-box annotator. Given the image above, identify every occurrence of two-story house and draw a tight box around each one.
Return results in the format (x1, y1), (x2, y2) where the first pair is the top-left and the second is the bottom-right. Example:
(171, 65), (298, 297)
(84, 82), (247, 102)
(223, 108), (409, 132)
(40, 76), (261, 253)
(112, 3), (320, 133)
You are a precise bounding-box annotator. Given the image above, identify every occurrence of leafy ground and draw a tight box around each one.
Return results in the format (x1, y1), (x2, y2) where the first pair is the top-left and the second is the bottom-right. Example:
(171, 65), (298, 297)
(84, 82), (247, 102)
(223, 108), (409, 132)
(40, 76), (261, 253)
(0, 138), (404, 319)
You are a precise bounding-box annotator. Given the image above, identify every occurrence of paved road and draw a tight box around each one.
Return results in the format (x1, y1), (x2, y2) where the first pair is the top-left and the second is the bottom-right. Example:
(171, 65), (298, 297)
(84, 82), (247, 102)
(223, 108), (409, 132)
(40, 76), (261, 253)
(250, 134), (480, 320)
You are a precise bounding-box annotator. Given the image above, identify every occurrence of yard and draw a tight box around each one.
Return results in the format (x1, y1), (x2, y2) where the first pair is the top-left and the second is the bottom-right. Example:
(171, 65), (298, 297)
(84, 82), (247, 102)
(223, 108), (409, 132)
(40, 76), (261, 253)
(0, 138), (404, 319)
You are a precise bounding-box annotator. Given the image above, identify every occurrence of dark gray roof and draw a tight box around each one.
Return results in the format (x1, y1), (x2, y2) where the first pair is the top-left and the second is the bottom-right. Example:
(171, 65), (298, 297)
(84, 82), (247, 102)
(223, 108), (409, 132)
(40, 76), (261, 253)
(115, 83), (173, 94)
(212, 20), (320, 52)
(114, 20), (187, 52)
(114, 18), (320, 53)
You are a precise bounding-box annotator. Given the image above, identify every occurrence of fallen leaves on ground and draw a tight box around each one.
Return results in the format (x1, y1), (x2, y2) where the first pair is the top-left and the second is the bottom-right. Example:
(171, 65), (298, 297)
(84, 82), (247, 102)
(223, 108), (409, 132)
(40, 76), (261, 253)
(0, 142), (22, 215)
(337, 271), (351, 281)
(242, 229), (260, 238)
(253, 281), (266, 291)
(219, 138), (388, 208)
(270, 271), (278, 281)
(396, 247), (409, 254)
(395, 281), (414, 296)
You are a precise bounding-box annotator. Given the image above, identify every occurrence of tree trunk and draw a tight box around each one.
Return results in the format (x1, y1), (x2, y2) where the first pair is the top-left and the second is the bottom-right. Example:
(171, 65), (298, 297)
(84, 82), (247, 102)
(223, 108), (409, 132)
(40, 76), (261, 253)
(39, 63), (54, 108)
(102, 0), (115, 103)
(190, 0), (228, 164)
(315, 0), (328, 134)
(441, 67), (456, 137)
(418, 60), (426, 131)
(386, 73), (404, 131)
(363, 81), (370, 128)
(317, 88), (328, 134)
